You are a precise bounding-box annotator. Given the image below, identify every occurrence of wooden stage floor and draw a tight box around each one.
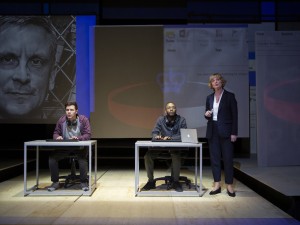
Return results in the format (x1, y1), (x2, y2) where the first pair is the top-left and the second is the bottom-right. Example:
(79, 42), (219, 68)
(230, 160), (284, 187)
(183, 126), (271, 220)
(0, 165), (299, 225)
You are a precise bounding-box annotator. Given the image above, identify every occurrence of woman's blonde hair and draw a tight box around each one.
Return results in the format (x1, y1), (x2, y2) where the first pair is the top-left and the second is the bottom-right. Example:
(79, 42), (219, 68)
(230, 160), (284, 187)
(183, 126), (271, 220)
(208, 73), (227, 89)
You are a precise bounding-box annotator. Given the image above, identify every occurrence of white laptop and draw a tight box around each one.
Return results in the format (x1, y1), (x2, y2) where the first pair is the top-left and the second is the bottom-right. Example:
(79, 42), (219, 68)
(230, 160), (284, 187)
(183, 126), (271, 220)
(180, 129), (198, 143)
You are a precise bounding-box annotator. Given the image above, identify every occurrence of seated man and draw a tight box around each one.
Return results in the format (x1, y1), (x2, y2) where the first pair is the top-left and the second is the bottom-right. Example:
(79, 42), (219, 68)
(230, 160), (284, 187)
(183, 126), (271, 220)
(47, 101), (91, 192)
(142, 102), (187, 192)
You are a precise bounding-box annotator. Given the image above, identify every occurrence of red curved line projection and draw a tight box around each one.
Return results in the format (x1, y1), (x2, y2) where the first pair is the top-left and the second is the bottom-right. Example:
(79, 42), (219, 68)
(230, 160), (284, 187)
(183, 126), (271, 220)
(264, 79), (300, 124)
(108, 83), (162, 129)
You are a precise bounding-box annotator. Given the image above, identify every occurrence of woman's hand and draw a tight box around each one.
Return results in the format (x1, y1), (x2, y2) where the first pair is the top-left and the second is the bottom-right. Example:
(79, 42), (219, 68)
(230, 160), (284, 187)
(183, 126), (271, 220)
(231, 135), (237, 142)
(205, 109), (213, 117)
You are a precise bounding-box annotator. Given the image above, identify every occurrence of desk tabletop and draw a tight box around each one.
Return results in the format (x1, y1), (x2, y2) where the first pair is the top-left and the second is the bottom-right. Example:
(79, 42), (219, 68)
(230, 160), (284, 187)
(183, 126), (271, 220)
(24, 140), (97, 147)
(135, 140), (202, 147)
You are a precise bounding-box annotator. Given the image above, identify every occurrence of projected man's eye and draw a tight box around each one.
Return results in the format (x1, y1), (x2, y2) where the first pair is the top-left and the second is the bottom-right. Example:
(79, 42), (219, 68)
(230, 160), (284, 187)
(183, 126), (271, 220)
(28, 56), (48, 71)
(0, 54), (19, 68)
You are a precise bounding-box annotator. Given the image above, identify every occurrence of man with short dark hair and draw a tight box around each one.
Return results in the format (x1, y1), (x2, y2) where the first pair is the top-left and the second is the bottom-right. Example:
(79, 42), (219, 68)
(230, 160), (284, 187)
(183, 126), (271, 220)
(48, 101), (91, 192)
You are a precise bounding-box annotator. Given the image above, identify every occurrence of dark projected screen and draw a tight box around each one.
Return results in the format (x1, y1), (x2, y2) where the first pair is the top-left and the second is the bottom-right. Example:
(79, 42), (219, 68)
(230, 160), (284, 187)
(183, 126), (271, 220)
(90, 26), (164, 138)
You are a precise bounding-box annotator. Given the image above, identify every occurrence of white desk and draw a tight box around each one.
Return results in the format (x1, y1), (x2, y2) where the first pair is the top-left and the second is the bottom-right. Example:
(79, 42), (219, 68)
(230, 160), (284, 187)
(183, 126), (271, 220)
(135, 141), (204, 197)
(24, 140), (97, 196)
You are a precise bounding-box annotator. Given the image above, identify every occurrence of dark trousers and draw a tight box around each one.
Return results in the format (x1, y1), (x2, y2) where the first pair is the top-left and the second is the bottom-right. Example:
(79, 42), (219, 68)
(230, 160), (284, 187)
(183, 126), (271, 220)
(48, 147), (88, 183)
(208, 122), (234, 184)
(144, 148), (181, 182)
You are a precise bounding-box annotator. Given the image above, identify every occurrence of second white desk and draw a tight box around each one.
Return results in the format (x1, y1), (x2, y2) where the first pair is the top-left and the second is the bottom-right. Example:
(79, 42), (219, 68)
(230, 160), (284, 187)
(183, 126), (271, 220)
(135, 141), (205, 197)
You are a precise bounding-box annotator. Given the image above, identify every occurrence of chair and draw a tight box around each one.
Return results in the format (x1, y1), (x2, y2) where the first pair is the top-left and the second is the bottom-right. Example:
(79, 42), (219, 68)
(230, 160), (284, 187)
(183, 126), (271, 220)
(59, 154), (81, 188)
(154, 151), (192, 190)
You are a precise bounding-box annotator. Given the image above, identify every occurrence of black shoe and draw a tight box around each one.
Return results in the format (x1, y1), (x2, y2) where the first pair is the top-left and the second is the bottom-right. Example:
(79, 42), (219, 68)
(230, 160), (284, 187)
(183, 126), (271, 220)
(142, 181), (156, 191)
(227, 189), (236, 197)
(172, 181), (183, 192)
(209, 187), (221, 195)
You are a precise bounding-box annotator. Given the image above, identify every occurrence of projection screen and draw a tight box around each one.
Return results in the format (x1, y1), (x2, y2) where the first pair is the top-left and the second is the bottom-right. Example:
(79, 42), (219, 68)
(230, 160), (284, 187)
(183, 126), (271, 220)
(256, 31), (300, 166)
(91, 25), (249, 138)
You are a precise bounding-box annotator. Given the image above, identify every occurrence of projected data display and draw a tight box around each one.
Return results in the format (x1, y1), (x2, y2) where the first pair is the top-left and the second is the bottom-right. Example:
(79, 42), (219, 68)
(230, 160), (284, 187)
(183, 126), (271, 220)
(163, 26), (249, 137)
(256, 31), (300, 166)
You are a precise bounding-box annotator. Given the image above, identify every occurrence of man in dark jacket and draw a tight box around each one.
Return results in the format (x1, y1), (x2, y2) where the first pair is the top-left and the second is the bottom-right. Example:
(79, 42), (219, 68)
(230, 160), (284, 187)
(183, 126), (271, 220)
(142, 102), (187, 192)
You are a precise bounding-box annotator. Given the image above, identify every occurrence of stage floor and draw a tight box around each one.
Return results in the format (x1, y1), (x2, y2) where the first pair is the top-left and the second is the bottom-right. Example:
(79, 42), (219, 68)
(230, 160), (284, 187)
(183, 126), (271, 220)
(0, 165), (299, 225)
(235, 155), (300, 197)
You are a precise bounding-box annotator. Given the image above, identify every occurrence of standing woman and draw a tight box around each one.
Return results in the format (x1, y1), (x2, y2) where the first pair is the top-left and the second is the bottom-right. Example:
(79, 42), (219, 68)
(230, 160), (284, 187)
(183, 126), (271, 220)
(204, 73), (238, 197)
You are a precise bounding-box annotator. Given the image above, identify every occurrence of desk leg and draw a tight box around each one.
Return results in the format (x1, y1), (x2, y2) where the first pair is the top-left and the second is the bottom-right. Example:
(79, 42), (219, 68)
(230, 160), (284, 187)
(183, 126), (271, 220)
(24, 144), (27, 196)
(195, 147), (198, 192)
(199, 145), (202, 195)
(94, 142), (97, 191)
(36, 146), (39, 187)
(134, 145), (139, 196)
(88, 144), (92, 195)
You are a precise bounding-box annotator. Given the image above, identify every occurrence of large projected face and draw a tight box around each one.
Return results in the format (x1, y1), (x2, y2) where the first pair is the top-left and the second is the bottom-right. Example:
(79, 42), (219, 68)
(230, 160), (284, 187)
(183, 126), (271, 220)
(0, 24), (56, 118)
(0, 16), (78, 123)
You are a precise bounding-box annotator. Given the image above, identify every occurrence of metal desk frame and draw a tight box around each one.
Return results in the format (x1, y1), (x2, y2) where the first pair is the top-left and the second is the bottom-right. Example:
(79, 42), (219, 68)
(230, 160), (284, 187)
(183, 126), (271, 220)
(135, 141), (204, 197)
(24, 140), (97, 196)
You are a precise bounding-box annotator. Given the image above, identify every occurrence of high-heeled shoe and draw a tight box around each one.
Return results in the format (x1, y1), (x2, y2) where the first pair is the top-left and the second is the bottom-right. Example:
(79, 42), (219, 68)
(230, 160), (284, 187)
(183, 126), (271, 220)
(227, 189), (236, 197)
(209, 187), (221, 195)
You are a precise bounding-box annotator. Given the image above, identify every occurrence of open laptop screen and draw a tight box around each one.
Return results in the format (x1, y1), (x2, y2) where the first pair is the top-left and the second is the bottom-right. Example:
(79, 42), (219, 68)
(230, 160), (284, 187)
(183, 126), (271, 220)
(180, 129), (198, 143)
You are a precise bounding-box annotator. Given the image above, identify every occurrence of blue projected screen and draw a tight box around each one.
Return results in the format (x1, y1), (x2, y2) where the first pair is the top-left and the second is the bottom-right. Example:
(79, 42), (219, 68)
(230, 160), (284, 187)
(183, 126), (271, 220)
(76, 15), (96, 119)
